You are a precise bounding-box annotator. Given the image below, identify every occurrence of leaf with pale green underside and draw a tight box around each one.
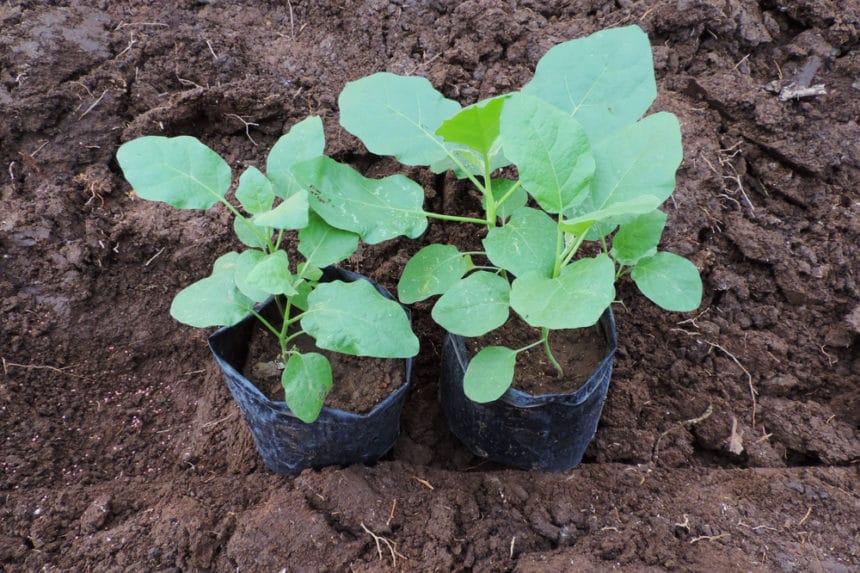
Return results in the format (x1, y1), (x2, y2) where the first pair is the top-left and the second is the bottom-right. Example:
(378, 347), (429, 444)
(436, 97), (505, 156)
(292, 156), (427, 244)
(170, 252), (253, 327)
(232, 215), (269, 249)
(631, 252), (702, 312)
(282, 352), (332, 423)
(252, 189), (309, 230)
(245, 250), (298, 296)
(339, 72), (461, 166)
(236, 166), (275, 214)
(510, 254), (615, 329)
(570, 112), (682, 226)
(485, 178), (527, 222)
(522, 25), (657, 140)
(303, 279), (418, 358)
(234, 249), (269, 302)
(267, 116), (326, 199)
(398, 244), (469, 304)
(117, 135), (231, 209)
(431, 272), (510, 337)
(483, 208), (556, 279)
(500, 93), (595, 214)
(463, 346), (517, 403)
(560, 195), (662, 234)
(297, 212), (359, 268)
(611, 210), (667, 266)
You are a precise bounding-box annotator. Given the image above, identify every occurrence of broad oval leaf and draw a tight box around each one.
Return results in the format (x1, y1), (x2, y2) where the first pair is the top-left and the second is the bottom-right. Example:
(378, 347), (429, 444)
(235, 166), (275, 214)
(522, 25), (657, 140)
(631, 251), (702, 312)
(234, 249), (269, 302)
(245, 250), (298, 296)
(500, 93), (595, 213)
(117, 135), (231, 209)
(398, 244), (469, 304)
(292, 156), (428, 244)
(339, 72), (461, 166)
(282, 352), (332, 424)
(267, 115), (326, 199)
(431, 272), (510, 337)
(170, 253), (253, 327)
(572, 112), (682, 222)
(611, 210), (667, 266)
(483, 207), (557, 279)
(463, 346), (517, 403)
(436, 96), (505, 156)
(252, 189), (310, 230)
(510, 254), (616, 329)
(303, 279), (418, 358)
(560, 195), (662, 234)
(233, 215), (270, 249)
(297, 211), (359, 268)
(487, 178), (528, 222)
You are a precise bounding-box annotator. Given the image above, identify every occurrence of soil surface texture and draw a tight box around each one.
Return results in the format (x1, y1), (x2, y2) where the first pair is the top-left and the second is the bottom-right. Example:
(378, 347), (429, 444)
(2, 1), (858, 571)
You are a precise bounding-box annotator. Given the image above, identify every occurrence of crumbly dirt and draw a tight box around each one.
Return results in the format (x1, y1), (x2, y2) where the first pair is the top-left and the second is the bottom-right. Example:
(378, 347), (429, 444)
(1, 1), (858, 571)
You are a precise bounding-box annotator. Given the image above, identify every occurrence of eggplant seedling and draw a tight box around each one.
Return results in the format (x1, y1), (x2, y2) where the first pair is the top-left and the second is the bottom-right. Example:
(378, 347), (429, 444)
(117, 116), (419, 423)
(337, 25), (703, 402)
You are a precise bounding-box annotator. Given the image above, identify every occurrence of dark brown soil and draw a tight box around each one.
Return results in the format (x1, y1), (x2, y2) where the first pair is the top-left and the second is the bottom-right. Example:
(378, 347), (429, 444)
(241, 318), (405, 414)
(2, 1), (858, 571)
(467, 313), (607, 395)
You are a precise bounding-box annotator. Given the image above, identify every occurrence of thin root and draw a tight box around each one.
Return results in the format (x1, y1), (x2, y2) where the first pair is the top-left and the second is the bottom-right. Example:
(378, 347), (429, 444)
(361, 522), (405, 567)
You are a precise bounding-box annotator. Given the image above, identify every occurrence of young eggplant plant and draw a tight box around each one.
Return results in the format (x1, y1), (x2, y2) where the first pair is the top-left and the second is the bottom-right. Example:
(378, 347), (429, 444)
(116, 116), (420, 423)
(337, 25), (703, 403)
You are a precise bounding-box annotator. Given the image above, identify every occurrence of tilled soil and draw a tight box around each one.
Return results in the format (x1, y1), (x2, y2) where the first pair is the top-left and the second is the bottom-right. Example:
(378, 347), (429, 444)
(1, 1), (858, 571)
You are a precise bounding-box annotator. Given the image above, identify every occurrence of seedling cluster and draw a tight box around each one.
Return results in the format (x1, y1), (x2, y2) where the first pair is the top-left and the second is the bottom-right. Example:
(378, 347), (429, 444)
(117, 25), (701, 422)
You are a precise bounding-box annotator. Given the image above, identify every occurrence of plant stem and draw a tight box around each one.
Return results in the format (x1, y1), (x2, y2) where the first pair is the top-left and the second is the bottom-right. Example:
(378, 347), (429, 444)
(250, 309), (282, 340)
(541, 327), (564, 378)
(482, 154), (496, 227)
(422, 211), (489, 225)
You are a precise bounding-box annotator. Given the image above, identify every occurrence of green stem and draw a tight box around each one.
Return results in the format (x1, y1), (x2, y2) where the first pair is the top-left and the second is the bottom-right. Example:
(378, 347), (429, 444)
(422, 211), (489, 225)
(541, 327), (564, 378)
(560, 230), (589, 269)
(250, 310), (281, 340)
(219, 197), (272, 251)
(482, 154), (496, 228)
(514, 338), (545, 353)
(552, 218), (565, 278)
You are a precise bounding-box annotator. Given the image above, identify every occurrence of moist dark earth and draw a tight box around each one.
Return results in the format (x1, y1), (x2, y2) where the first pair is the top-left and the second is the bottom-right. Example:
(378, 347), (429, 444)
(2, 1), (859, 571)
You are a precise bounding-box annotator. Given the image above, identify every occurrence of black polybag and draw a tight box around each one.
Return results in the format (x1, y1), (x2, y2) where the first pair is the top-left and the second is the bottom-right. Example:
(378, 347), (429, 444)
(438, 308), (617, 472)
(208, 267), (412, 476)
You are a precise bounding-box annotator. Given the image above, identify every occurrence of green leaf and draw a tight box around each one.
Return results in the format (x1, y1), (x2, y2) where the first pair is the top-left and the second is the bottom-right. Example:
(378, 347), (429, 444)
(267, 116), (326, 199)
(486, 178), (527, 222)
(234, 249), (269, 302)
(292, 156), (428, 244)
(282, 352), (332, 423)
(560, 195), (662, 234)
(297, 212), (359, 268)
(303, 279), (418, 358)
(170, 253), (253, 327)
(290, 279), (314, 312)
(431, 272), (510, 337)
(235, 166), (275, 214)
(483, 207), (556, 278)
(611, 210), (667, 265)
(510, 254), (615, 329)
(499, 93), (594, 213)
(245, 250), (298, 296)
(232, 215), (270, 249)
(463, 346), (517, 403)
(522, 25), (657, 140)
(572, 112), (682, 221)
(397, 244), (469, 304)
(436, 96), (505, 155)
(117, 136), (231, 209)
(339, 72), (461, 166)
(631, 252), (702, 312)
(252, 189), (309, 230)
